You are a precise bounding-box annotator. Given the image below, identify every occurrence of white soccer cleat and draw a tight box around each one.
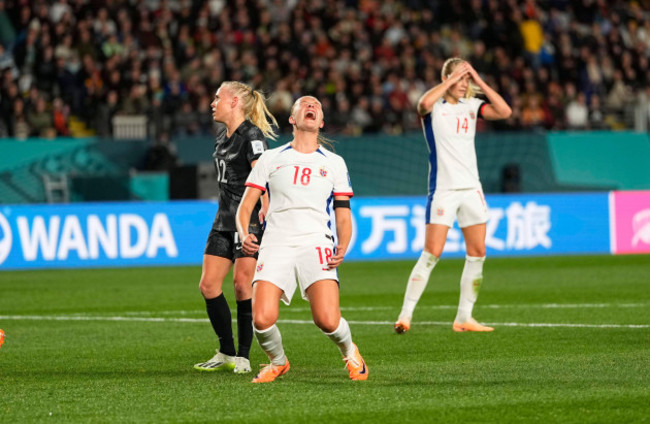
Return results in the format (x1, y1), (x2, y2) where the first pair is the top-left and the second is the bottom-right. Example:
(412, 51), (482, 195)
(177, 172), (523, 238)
(193, 351), (236, 372)
(234, 357), (252, 374)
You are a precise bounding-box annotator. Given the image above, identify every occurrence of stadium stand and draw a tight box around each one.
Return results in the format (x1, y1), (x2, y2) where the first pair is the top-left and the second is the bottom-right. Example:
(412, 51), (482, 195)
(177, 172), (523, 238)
(1, 0), (649, 140)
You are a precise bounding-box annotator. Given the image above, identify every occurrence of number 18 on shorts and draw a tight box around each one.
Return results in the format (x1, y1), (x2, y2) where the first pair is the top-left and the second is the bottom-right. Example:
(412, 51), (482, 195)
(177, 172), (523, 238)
(253, 237), (339, 305)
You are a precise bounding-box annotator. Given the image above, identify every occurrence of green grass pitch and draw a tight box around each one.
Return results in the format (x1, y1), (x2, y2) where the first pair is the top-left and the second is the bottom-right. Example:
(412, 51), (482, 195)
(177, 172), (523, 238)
(1, 254), (648, 423)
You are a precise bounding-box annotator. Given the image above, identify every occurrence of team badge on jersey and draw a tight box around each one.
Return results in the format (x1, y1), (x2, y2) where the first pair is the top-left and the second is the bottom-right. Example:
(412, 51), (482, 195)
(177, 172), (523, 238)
(469, 112), (476, 120)
(437, 208), (444, 216)
(256, 263), (264, 272)
(251, 140), (265, 155)
(319, 167), (327, 177)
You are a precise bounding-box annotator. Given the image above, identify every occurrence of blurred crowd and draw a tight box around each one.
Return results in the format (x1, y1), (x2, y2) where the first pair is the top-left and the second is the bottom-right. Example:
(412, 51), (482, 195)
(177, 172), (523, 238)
(0, 0), (649, 140)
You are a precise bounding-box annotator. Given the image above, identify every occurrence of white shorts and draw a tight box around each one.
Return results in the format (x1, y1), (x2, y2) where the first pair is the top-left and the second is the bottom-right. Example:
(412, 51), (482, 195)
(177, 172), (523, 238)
(426, 188), (488, 228)
(253, 236), (339, 305)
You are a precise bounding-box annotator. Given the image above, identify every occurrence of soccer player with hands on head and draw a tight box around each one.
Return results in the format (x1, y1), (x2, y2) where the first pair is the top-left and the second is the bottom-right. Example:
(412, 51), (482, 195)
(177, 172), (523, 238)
(236, 96), (368, 383)
(193, 81), (277, 375)
(395, 58), (512, 334)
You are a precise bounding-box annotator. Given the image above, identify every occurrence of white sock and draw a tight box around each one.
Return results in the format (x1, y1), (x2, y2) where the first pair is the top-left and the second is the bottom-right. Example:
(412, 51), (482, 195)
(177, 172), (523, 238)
(254, 324), (286, 366)
(398, 251), (439, 321)
(324, 317), (355, 358)
(455, 255), (485, 323)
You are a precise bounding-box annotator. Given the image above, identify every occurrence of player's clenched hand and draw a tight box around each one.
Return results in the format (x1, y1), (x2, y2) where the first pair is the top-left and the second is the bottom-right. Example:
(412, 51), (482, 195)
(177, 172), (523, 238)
(327, 245), (347, 269)
(241, 233), (259, 255)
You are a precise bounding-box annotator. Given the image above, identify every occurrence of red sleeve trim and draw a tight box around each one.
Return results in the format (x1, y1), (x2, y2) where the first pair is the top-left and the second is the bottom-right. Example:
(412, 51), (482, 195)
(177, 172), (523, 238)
(245, 182), (266, 193)
(478, 102), (488, 119)
(333, 192), (354, 198)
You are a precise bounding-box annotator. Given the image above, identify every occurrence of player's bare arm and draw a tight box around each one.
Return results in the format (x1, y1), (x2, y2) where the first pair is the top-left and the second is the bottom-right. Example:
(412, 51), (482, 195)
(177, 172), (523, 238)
(328, 195), (352, 269)
(236, 186), (263, 255)
(417, 64), (470, 116)
(251, 159), (269, 223)
(466, 65), (512, 120)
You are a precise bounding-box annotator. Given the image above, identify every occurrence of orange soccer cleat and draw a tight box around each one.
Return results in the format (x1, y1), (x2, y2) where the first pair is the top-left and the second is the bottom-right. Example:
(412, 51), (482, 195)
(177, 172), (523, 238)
(452, 318), (494, 332)
(251, 359), (290, 383)
(343, 344), (368, 381)
(394, 320), (411, 334)
(0, 329), (4, 348)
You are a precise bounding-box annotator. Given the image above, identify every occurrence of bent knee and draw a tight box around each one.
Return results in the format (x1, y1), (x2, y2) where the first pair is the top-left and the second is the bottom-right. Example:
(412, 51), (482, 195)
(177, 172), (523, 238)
(313, 316), (340, 333)
(253, 311), (278, 330)
(198, 277), (219, 297)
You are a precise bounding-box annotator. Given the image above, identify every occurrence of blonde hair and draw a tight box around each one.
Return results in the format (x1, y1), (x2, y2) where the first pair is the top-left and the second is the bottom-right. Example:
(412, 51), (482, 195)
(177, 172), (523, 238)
(290, 96), (335, 151)
(220, 81), (278, 140)
(441, 57), (483, 99)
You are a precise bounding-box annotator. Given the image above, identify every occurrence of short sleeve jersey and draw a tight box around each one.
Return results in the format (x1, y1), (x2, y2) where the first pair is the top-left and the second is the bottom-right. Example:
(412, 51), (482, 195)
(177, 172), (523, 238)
(422, 97), (486, 193)
(245, 143), (353, 246)
(211, 120), (268, 231)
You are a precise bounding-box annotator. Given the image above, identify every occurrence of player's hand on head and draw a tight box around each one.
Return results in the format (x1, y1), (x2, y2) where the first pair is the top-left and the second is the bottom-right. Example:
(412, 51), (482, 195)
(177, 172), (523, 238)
(449, 63), (469, 81)
(241, 233), (259, 255)
(466, 64), (483, 83)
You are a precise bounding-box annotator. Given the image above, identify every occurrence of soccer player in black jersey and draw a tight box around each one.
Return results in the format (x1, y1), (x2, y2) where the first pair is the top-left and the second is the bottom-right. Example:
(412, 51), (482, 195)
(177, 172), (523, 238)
(194, 81), (278, 374)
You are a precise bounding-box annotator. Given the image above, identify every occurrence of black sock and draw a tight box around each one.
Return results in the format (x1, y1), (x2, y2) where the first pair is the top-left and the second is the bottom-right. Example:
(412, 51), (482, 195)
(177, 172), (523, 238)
(205, 293), (236, 357)
(236, 298), (253, 359)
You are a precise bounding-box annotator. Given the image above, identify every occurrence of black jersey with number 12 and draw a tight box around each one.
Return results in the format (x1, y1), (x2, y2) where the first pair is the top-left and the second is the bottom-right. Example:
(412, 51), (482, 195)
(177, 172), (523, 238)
(211, 120), (268, 232)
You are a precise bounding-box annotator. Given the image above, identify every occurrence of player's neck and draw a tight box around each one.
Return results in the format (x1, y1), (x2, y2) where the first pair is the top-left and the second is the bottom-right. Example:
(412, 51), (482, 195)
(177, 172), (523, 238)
(225, 116), (246, 138)
(290, 132), (319, 153)
(443, 94), (460, 104)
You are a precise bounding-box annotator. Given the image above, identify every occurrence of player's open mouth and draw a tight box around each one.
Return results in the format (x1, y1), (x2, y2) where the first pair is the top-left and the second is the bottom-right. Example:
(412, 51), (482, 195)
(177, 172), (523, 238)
(305, 111), (316, 120)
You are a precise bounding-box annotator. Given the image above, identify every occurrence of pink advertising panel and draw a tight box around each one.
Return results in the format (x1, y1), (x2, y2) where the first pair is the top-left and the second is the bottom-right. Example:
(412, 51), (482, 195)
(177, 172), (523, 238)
(611, 191), (650, 254)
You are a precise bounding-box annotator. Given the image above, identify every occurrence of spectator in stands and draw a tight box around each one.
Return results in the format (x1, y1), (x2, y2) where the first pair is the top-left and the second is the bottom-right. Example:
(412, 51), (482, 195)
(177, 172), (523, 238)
(519, 5), (544, 69)
(0, 0), (16, 49)
(11, 98), (30, 139)
(52, 97), (69, 136)
(350, 97), (373, 135)
(565, 92), (589, 130)
(28, 96), (55, 138)
(120, 84), (150, 116)
(521, 95), (548, 130)
(95, 90), (120, 137)
(0, 80), (18, 133)
(606, 70), (630, 114)
(588, 94), (606, 130)
(0, 43), (18, 80)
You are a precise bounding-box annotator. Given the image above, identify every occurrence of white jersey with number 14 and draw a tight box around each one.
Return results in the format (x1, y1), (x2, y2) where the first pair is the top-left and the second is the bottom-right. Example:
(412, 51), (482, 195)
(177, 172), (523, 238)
(422, 97), (486, 193)
(245, 143), (353, 247)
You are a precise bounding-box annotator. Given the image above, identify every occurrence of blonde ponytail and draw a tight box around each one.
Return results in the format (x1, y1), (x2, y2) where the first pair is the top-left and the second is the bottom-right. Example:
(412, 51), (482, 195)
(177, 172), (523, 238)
(317, 134), (336, 151)
(220, 81), (279, 140)
(441, 57), (483, 99)
(249, 90), (279, 140)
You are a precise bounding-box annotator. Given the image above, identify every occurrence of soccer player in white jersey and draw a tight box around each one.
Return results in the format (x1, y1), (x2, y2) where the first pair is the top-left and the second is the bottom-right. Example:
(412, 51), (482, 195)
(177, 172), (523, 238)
(394, 58), (512, 334)
(235, 96), (368, 383)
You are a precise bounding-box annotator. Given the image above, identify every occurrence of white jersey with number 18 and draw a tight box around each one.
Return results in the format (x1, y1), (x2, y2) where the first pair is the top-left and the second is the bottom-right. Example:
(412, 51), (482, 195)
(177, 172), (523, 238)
(422, 97), (486, 193)
(245, 142), (353, 247)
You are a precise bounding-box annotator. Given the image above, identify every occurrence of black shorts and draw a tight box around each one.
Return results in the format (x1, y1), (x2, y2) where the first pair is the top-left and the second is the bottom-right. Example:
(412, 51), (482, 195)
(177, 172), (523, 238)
(204, 229), (263, 261)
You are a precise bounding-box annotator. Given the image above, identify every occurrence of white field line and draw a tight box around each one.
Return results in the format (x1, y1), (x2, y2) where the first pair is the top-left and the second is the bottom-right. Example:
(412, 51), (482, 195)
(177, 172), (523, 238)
(106, 302), (648, 316)
(0, 315), (648, 329)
